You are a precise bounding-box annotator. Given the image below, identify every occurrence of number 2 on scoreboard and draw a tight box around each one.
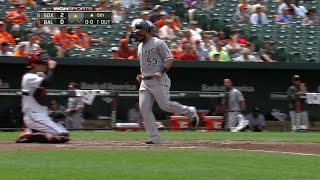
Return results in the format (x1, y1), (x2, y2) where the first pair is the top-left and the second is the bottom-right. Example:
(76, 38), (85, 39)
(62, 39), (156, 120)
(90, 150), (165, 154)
(59, 12), (66, 25)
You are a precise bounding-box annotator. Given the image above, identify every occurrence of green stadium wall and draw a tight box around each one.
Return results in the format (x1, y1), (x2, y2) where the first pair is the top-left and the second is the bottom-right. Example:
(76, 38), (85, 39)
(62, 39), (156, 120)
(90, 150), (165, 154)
(0, 57), (320, 127)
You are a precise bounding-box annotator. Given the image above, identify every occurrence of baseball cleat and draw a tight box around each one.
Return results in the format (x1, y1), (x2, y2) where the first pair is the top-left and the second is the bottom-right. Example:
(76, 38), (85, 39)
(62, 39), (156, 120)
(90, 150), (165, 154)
(143, 140), (155, 144)
(190, 106), (199, 129)
(143, 140), (161, 145)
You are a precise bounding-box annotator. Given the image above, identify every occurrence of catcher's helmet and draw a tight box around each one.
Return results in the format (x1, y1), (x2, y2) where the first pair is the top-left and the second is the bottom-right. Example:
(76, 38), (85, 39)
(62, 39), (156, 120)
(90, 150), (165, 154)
(133, 21), (150, 33)
(27, 49), (49, 69)
(27, 49), (49, 65)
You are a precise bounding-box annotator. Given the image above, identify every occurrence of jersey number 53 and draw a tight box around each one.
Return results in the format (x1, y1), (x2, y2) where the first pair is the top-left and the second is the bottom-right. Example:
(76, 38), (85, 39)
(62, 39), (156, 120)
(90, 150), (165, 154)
(147, 58), (158, 65)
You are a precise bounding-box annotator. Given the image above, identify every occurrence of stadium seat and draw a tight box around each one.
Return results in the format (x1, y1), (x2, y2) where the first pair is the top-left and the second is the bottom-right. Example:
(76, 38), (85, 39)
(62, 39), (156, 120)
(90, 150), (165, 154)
(288, 52), (303, 63)
(275, 47), (288, 62)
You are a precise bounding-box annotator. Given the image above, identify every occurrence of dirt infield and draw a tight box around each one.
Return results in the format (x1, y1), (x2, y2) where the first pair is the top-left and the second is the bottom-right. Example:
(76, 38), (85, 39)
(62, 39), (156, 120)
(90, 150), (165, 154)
(0, 140), (319, 155)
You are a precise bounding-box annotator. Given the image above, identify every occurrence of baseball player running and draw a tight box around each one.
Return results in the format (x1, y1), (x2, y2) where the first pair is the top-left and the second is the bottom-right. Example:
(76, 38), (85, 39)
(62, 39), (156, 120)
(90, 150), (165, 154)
(134, 21), (199, 144)
(16, 49), (69, 143)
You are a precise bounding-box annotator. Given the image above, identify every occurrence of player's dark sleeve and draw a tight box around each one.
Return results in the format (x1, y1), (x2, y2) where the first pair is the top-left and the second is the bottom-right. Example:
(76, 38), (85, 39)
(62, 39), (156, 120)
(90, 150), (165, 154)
(40, 69), (55, 87)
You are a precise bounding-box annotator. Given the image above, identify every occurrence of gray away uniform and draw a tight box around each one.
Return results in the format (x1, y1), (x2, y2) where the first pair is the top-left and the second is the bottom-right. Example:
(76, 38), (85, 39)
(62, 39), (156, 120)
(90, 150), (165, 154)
(138, 37), (196, 144)
(66, 97), (85, 129)
(287, 86), (309, 131)
(222, 88), (245, 130)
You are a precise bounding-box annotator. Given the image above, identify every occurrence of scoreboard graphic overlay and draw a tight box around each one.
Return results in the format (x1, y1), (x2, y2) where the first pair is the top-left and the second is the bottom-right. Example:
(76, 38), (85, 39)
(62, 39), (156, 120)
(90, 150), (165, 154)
(37, 11), (112, 26)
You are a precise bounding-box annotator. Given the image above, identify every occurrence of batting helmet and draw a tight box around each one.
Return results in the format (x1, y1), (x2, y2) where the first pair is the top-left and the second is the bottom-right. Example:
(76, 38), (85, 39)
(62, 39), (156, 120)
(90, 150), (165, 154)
(292, 75), (301, 81)
(133, 21), (150, 33)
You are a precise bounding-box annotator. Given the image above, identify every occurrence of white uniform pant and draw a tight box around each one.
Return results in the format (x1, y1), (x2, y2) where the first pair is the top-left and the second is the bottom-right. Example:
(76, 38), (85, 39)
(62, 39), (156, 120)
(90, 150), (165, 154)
(227, 111), (241, 129)
(24, 111), (68, 135)
(66, 113), (84, 129)
(139, 76), (195, 143)
(289, 110), (309, 130)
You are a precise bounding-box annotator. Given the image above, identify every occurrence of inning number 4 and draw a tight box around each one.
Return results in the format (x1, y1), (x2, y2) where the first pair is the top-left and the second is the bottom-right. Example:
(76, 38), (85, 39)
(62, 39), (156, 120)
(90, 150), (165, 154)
(147, 58), (157, 65)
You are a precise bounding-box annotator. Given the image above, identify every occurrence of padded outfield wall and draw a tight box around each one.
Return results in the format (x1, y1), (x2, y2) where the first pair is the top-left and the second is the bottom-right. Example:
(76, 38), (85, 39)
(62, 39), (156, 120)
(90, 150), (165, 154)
(0, 57), (320, 127)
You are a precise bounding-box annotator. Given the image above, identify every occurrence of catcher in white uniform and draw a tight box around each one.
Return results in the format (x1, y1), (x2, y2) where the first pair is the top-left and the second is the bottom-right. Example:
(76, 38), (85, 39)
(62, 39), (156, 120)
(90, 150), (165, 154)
(16, 49), (69, 143)
(134, 21), (199, 144)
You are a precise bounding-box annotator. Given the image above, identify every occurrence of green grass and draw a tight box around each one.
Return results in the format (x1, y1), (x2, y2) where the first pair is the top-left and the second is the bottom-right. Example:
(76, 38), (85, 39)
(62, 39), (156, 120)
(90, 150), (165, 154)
(1, 131), (320, 179)
(1, 131), (320, 143)
(0, 150), (319, 180)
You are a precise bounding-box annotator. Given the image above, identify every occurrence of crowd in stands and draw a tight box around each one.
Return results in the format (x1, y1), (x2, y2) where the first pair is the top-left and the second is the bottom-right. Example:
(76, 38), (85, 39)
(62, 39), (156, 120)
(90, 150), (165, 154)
(0, 0), (319, 62)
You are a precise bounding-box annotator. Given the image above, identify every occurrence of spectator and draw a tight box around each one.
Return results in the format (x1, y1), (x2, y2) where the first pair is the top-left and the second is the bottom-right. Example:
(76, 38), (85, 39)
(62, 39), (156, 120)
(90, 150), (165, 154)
(188, 21), (203, 40)
(150, 5), (163, 23)
(170, 43), (182, 60)
(179, 42), (197, 61)
(155, 11), (168, 29)
(184, 0), (200, 22)
(259, 41), (277, 62)
(250, 5), (269, 25)
(128, 102), (142, 123)
(42, 26), (60, 35)
(251, 0), (267, 13)
(195, 40), (209, 61)
(141, 0), (153, 10)
(246, 43), (259, 58)
(9, 0), (36, 8)
(225, 34), (242, 60)
(233, 49), (259, 62)
(118, 38), (134, 59)
(52, 27), (73, 57)
(278, 0), (295, 15)
(202, 0), (215, 11)
(72, 27), (104, 51)
(159, 19), (176, 40)
(109, 47), (123, 59)
(96, 0), (110, 11)
(211, 52), (221, 61)
(112, 1), (126, 23)
(233, 4), (250, 24)
(0, 42), (13, 56)
(276, 7), (294, 25)
(13, 44), (28, 57)
(168, 10), (182, 32)
(120, 0), (141, 8)
(217, 31), (227, 46)
(226, 30), (248, 46)
(65, 83), (85, 129)
(179, 30), (195, 50)
(131, 11), (152, 27)
(237, 0), (252, 14)
(208, 40), (230, 61)
(201, 35), (215, 54)
(128, 48), (138, 60)
(5, 4), (29, 31)
(160, 0), (172, 14)
(302, 8), (320, 26)
(14, 34), (40, 54)
(125, 25), (137, 47)
(246, 107), (265, 132)
(292, 0), (307, 18)
(0, 21), (16, 45)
